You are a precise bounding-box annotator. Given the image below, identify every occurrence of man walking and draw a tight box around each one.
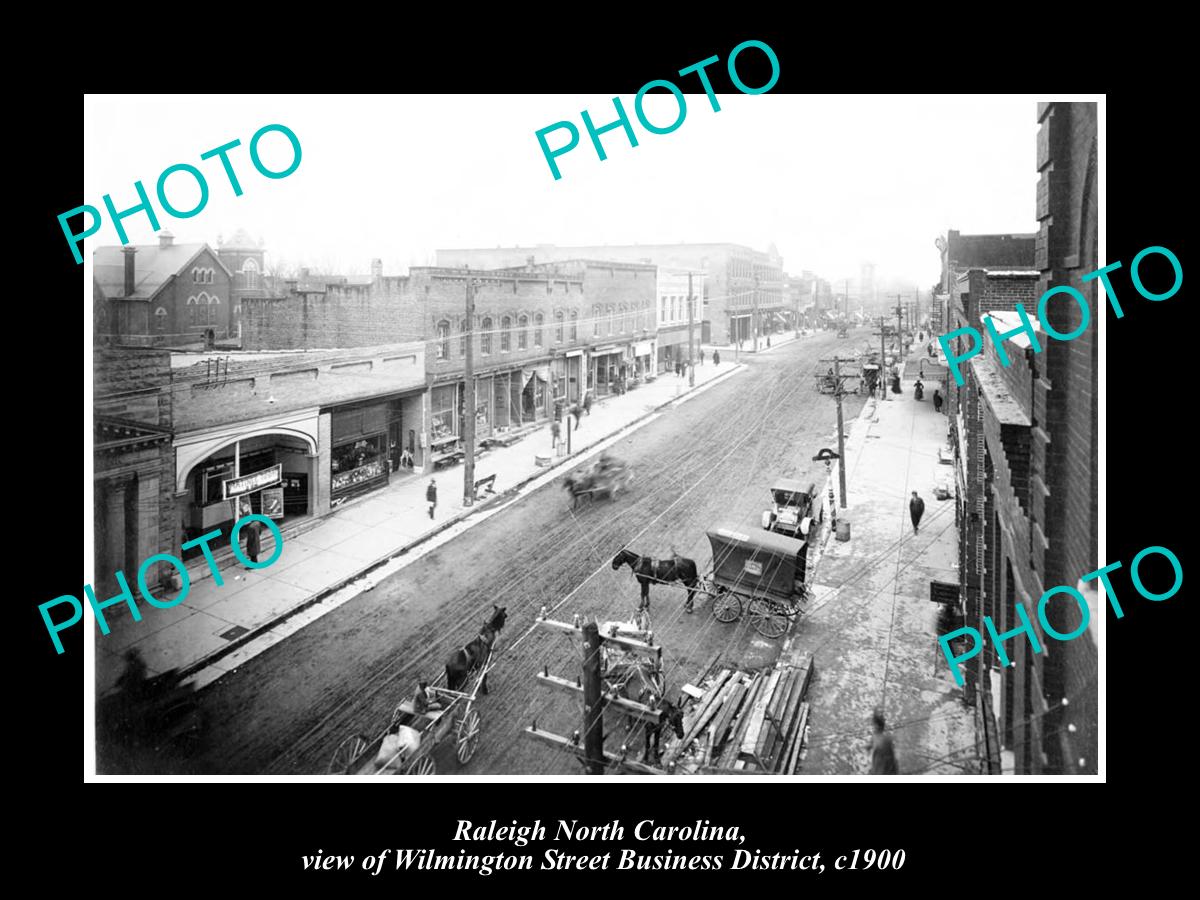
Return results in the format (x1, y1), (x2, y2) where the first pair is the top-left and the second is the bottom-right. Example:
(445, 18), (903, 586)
(909, 490), (925, 534)
(426, 478), (437, 519)
(699, 349), (705, 366)
(868, 708), (899, 775)
(551, 417), (561, 449)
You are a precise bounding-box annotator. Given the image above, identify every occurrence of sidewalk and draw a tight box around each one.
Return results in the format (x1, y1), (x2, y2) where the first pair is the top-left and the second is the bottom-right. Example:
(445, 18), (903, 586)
(778, 363), (976, 775)
(96, 360), (744, 695)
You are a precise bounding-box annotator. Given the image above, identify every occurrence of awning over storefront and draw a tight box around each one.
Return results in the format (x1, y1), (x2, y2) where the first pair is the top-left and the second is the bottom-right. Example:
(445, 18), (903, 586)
(536, 366), (550, 382)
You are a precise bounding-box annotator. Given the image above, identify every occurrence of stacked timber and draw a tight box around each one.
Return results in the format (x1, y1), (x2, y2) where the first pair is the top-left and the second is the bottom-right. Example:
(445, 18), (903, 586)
(660, 656), (815, 774)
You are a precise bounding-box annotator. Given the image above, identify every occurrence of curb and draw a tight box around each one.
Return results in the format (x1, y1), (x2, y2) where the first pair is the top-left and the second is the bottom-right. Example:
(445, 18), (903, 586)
(177, 364), (747, 682)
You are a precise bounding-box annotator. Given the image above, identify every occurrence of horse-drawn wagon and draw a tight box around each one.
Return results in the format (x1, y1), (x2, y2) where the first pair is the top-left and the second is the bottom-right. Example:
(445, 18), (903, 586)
(563, 453), (633, 509)
(326, 606), (506, 775)
(696, 525), (811, 639)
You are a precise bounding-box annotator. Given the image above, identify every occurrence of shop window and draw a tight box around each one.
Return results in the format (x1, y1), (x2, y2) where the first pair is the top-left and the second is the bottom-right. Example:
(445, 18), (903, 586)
(331, 436), (387, 495)
(436, 319), (450, 360)
(518, 314), (528, 350)
(570, 310), (577, 342)
(481, 317), (493, 355)
(534, 313), (544, 347)
(501, 316), (511, 352)
(555, 311), (563, 343)
(431, 384), (458, 440)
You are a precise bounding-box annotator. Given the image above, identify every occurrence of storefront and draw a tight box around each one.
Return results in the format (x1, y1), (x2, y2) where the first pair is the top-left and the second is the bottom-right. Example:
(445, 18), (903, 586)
(330, 400), (391, 505)
(520, 366), (550, 420)
(590, 346), (624, 396)
(633, 340), (655, 380)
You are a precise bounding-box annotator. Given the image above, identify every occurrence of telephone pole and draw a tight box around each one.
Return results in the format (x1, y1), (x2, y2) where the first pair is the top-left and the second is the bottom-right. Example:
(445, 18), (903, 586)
(893, 294), (904, 358)
(582, 620), (605, 775)
(463, 276), (477, 507)
(753, 273), (760, 352)
(820, 355), (853, 508)
(872, 316), (889, 401)
(687, 272), (695, 388)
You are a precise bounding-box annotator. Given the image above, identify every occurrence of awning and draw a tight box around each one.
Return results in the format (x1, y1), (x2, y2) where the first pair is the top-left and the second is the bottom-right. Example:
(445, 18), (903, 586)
(536, 366), (550, 382)
(634, 340), (653, 356)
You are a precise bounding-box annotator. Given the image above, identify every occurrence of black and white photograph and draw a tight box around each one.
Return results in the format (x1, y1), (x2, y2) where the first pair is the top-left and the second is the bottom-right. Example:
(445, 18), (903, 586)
(76, 90), (1114, 781)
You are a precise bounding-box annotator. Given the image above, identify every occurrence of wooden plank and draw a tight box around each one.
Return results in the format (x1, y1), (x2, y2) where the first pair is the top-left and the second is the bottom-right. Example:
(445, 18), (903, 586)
(664, 668), (732, 766)
(680, 683), (705, 701)
(718, 673), (763, 768)
(775, 670), (808, 767)
(741, 669), (781, 755)
(785, 703), (810, 775)
(534, 617), (663, 661)
(535, 672), (662, 723)
(688, 674), (741, 752)
(708, 679), (748, 757)
(757, 668), (796, 762)
(695, 650), (723, 684)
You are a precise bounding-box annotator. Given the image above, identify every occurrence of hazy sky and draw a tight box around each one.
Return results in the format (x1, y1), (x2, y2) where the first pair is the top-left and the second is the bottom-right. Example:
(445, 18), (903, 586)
(83, 94), (1058, 286)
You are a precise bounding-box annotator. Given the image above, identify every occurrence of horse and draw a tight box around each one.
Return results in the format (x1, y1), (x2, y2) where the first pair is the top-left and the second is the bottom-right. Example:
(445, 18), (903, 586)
(562, 473), (596, 510)
(611, 549), (701, 612)
(445, 605), (507, 694)
(608, 659), (684, 762)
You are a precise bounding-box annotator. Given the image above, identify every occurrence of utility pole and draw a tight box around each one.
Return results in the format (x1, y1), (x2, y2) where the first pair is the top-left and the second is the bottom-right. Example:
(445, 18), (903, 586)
(582, 620), (605, 775)
(894, 294), (904, 358)
(687, 272), (695, 388)
(753, 273), (760, 352)
(871, 316), (889, 401)
(463, 276), (477, 507)
(821, 355), (852, 509)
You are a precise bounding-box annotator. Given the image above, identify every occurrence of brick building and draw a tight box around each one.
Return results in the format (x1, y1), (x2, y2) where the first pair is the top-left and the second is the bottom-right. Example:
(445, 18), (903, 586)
(171, 342), (426, 552)
(242, 259), (657, 470)
(94, 231), (235, 348)
(940, 101), (1098, 775)
(436, 242), (785, 347)
(656, 267), (706, 373)
(93, 348), (178, 598)
(215, 228), (273, 343)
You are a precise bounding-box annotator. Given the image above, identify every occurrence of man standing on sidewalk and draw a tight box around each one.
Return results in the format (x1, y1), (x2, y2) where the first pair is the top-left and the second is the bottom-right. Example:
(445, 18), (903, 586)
(427, 478), (438, 519)
(868, 708), (899, 774)
(909, 491), (925, 534)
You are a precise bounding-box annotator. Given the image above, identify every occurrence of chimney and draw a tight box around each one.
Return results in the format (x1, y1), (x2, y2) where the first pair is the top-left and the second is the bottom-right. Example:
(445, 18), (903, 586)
(371, 258), (383, 279)
(122, 246), (137, 296)
(158, 229), (175, 249)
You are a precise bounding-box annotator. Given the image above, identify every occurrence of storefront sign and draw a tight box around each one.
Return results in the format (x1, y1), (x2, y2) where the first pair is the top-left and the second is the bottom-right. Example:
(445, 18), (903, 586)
(222, 463), (283, 500)
(634, 341), (653, 356)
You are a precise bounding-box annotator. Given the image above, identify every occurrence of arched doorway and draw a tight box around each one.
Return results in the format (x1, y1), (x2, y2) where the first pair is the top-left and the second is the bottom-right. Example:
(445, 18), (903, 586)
(179, 432), (315, 559)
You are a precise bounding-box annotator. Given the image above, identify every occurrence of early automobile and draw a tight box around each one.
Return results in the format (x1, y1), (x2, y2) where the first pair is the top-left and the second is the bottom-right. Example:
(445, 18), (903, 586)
(761, 479), (822, 538)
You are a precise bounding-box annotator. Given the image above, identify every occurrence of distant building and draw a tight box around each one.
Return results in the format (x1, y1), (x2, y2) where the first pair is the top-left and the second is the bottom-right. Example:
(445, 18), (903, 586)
(94, 231), (234, 348)
(216, 228), (271, 342)
(436, 243), (785, 347)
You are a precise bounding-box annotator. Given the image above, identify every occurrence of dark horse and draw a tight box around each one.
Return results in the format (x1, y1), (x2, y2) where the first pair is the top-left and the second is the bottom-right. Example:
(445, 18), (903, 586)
(610, 659), (685, 762)
(445, 605), (507, 694)
(612, 548), (701, 612)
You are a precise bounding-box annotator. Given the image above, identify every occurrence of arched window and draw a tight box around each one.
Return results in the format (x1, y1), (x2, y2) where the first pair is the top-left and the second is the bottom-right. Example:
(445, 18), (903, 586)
(192, 268), (199, 283)
(555, 311), (564, 343)
(570, 310), (578, 342)
(593, 304), (601, 337)
(480, 317), (493, 355)
(436, 319), (450, 360)
(607, 305), (615, 334)
(534, 313), (544, 347)
(155, 307), (167, 332)
(242, 258), (259, 289)
(518, 314), (528, 350)
(501, 316), (511, 352)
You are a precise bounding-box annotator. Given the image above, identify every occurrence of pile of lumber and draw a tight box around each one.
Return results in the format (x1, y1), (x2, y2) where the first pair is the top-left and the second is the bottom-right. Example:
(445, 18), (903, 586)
(662, 655), (814, 774)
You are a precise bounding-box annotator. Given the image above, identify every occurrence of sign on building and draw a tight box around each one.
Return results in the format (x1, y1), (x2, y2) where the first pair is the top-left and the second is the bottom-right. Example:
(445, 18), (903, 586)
(222, 463), (283, 500)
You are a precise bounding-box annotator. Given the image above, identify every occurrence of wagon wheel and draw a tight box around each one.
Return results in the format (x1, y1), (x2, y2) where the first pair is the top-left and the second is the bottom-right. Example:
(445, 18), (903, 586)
(749, 598), (788, 639)
(406, 754), (436, 776)
(456, 708), (482, 764)
(327, 733), (370, 774)
(712, 588), (743, 624)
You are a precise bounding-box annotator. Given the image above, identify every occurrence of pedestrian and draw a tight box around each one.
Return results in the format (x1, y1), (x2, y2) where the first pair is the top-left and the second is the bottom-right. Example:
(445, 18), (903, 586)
(243, 516), (263, 565)
(712, 350), (720, 367)
(551, 417), (561, 449)
(933, 389), (943, 413)
(426, 478), (437, 519)
(583, 392), (592, 416)
(868, 708), (899, 774)
(767, 335), (771, 348)
(909, 490), (925, 534)
(699, 349), (705, 366)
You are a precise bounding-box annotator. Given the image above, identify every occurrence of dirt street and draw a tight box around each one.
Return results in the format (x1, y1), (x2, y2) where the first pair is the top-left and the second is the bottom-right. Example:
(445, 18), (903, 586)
(178, 332), (867, 774)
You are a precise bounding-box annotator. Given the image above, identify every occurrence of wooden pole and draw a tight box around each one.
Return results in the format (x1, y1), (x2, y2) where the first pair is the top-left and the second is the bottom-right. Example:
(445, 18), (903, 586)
(582, 620), (605, 775)
(834, 356), (847, 509)
(687, 272), (695, 387)
(463, 276), (476, 507)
